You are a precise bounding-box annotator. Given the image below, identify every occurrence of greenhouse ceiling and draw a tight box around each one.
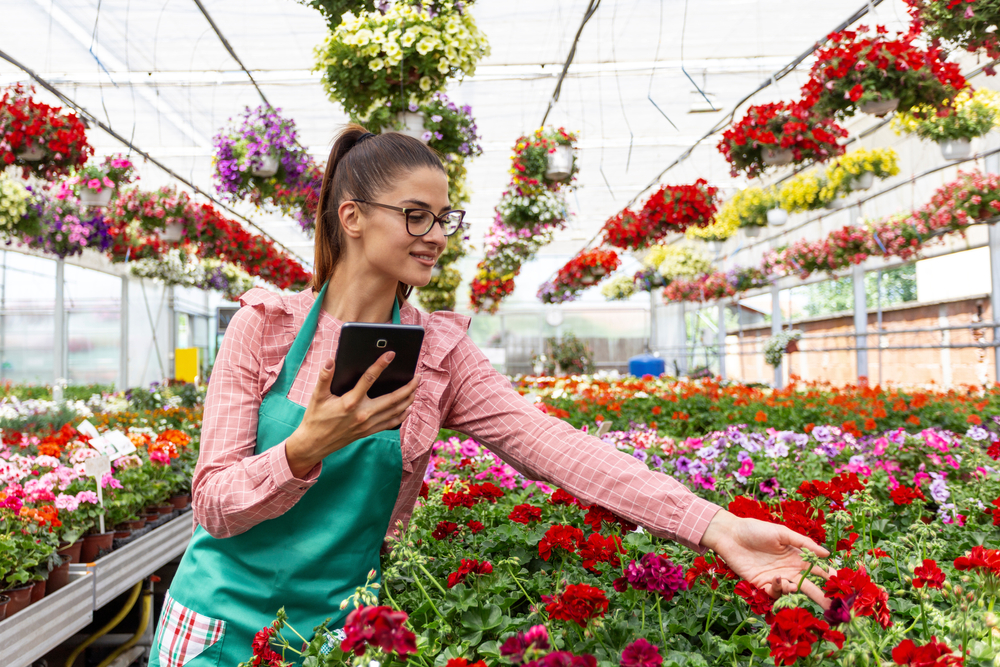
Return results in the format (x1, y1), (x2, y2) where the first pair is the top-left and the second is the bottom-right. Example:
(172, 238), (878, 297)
(0, 0), (922, 293)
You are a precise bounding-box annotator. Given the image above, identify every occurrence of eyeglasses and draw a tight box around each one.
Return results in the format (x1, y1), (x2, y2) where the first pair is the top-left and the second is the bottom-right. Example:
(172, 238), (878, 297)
(350, 199), (466, 237)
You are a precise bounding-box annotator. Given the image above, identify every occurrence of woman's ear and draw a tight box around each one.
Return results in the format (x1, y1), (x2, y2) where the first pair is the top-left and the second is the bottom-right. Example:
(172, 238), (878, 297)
(338, 200), (363, 239)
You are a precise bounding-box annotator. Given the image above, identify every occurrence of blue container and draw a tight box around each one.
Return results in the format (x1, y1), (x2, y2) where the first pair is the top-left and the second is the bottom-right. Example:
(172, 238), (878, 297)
(628, 353), (665, 378)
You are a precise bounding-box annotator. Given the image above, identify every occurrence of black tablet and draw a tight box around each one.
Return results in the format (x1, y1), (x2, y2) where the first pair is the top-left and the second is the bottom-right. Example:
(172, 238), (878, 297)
(329, 322), (425, 399)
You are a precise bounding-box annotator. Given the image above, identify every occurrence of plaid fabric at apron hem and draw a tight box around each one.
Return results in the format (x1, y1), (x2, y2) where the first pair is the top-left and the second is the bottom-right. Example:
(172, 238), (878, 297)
(152, 592), (226, 667)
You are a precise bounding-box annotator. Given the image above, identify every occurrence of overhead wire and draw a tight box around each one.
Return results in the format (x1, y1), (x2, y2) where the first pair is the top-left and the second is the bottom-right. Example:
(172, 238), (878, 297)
(539, 0), (889, 284)
(540, 0), (601, 127)
(0, 47), (310, 266)
(191, 0), (272, 108)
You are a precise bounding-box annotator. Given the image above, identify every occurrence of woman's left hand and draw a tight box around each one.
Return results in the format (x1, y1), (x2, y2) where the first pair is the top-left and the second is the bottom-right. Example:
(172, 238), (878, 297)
(699, 510), (833, 610)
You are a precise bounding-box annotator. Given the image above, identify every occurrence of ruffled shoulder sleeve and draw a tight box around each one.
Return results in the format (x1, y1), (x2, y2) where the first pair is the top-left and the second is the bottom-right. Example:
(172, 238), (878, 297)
(400, 305), (472, 372)
(238, 288), (298, 397)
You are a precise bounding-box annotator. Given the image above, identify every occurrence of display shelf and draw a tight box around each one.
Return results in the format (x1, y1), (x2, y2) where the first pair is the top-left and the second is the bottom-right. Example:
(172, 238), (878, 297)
(0, 570), (94, 667)
(72, 512), (193, 608)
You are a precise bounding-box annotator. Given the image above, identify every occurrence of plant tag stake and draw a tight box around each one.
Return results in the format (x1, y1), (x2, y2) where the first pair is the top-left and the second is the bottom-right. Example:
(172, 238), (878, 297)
(77, 420), (136, 461)
(595, 421), (612, 438)
(84, 454), (111, 534)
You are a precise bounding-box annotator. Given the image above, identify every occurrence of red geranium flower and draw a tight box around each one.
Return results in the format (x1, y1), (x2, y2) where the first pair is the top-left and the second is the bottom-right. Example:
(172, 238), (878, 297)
(250, 626), (282, 667)
(340, 605), (417, 657)
(891, 636), (963, 666)
(823, 566), (893, 629)
(548, 488), (579, 506)
(446, 659), (488, 667)
(767, 607), (845, 666)
(620, 637), (663, 667)
(582, 504), (637, 532)
(954, 545), (1000, 577)
(890, 485), (926, 505)
(468, 482), (504, 502)
(685, 555), (737, 590)
(443, 491), (474, 511)
(541, 583), (609, 627)
(431, 521), (459, 541)
(446, 558), (493, 588)
(734, 581), (775, 622)
(576, 533), (625, 574)
(466, 520), (485, 534)
(508, 504), (542, 525)
(912, 559), (945, 589)
(538, 524), (584, 561)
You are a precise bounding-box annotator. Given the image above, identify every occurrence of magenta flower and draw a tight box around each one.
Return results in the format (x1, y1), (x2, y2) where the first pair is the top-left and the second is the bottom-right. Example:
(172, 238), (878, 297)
(620, 638), (663, 667)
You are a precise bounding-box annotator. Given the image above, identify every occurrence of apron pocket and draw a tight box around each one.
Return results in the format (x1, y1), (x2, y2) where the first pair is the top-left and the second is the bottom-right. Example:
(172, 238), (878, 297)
(154, 592), (227, 667)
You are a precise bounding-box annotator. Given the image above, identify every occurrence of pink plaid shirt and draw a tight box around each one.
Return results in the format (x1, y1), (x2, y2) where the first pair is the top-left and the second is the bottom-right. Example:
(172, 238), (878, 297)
(192, 287), (721, 552)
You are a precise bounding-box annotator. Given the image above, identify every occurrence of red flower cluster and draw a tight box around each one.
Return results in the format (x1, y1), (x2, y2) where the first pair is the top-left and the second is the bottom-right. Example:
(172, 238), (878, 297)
(549, 248), (621, 296)
(823, 566), (893, 629)
(541, 583), (609, 627)
(685, 554), (737, 590)
(0, 84), (93, 179)
(638, 179), (719, 236)
(620, 638), (663, 667)
(576, 533), (625, 574)
(582, 504), (637, 533)
(954, 545), (1000, 577)
(600, 208), (649, 250)
(891, 636), (964, 667)
(891, 485), (926, 505)
(340, 605), (417, 657)
(734, 581), (775, 622)
(446, 558), (493, 588)
(912, 559), (945, 589)
(767, 607), (845, 666)
(432, 520), (459, 540)
(469, 272), (516, 314)
(800, 25), (965, 118)
(249, 626), (282, 667)
(718, 102), (847, 178)
(508, 504), (543, 524)
(797, 472), (865, 509)
(728, 496), (827, 545)
(548, 488), (580, 506)
(538, 524), (584, 561)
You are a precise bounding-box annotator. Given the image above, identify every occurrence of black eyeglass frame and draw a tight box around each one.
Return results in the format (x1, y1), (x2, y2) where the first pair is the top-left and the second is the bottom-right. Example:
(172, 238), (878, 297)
(350, 199), (466, 237)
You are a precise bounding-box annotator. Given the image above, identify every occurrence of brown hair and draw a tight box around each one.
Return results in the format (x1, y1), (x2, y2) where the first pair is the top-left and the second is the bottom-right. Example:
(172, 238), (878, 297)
(313, 123), (446, 302)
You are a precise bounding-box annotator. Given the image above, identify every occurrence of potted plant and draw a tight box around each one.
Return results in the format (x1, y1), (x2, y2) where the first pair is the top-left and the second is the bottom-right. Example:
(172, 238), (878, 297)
(718, 102), (848, 178)
(21, 192), (113, 260)
(0, 84), (93, 179)
(552, 248), (620, 293)
(800, 25), (966, 119)
(892, 87), (1000, 161)
(725, 186), (776, 237)
(764, 329), (803, 367)
(778, 172), (832, 214)
(470, 267), (516, 314)
(637, 179), (720, 239)
(0, 171), (42, 241)
(645, 244), (712, 283)
(212, 105), (312, 206)
(315, 4), (490, 121)
(495, 186), (567, 232)
(108, 185), (195, 249)
(904, 0), (1000, 62)
(510, 127), (580, 191)
(600, 274), (637, 301)
(820, 147), (900, 201)
(71, 154), (137, 207)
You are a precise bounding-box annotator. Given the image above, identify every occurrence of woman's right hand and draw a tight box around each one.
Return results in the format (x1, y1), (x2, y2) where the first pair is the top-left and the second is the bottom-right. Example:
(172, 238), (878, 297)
(284, 352), (419, 478)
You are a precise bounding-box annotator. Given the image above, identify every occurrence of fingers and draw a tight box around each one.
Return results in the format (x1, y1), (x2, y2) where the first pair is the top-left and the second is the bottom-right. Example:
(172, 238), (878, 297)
(781, 528), (831, 559)
(314, 357), (336, 399)
(763, 575), (832, 611)
(366, 372), (421, 415)
(349, 351), (395, 399)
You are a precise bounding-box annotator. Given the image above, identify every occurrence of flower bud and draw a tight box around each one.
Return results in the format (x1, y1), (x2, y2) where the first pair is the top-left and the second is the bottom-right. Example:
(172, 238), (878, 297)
(954, 585), (963, 596)
(339, 599), (349, 610)
(368, 569), (377, 580)
(985, 612), (998, 628)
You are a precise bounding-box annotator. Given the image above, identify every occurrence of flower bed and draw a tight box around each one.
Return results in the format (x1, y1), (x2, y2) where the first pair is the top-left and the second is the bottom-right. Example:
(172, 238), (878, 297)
(0, 389), (202, 615)
(247, 418), (1000, 665)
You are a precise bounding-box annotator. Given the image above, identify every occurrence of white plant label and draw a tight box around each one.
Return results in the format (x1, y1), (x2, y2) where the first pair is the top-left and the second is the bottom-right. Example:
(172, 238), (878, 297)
(595, 421), (612, 438)
(84, 454), (111, 534)
(77, 420), (136, 461)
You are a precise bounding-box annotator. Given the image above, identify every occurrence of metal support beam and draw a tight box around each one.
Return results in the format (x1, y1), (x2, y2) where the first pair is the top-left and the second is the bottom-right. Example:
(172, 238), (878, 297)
(717, 302), (727, 380)
(54, 259), (65, 383)
(649, 289), (658, 353)
(771, 283), (782, 388)
(988, 152), (1000, 385)
(119, 277), (129, 391)
(852, 263), (869, 382)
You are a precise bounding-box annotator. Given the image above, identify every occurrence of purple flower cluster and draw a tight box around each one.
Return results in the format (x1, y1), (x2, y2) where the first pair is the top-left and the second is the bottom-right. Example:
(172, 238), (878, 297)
(19, 189), (112, 259)
(613, 552), (687, 600)
(212, 105), (311, 200)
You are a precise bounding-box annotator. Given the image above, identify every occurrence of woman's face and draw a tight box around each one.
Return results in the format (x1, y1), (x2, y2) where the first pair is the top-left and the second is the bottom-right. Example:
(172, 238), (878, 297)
(349, 166), (451, 288)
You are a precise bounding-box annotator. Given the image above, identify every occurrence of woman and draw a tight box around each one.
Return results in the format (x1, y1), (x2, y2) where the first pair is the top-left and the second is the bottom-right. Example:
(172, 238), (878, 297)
(149, 126), (830, 667)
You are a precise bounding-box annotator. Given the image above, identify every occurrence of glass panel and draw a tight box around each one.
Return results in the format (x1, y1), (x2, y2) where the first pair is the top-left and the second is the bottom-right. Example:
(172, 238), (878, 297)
(192, 315), (209, 347)
(67, 310), (120, 384)
(176, 313), (191, 349)
(0, 252), (56, 383)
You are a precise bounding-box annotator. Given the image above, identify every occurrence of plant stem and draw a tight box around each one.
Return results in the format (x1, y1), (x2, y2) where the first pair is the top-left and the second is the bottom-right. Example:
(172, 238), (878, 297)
(656, 595), (667, 649)
(410, 567), (447, 622)
(508, 565), (538, 612)
(416, 561), (448, 596)
(640, 599), (645, 634)
(705, 586), (717, 634)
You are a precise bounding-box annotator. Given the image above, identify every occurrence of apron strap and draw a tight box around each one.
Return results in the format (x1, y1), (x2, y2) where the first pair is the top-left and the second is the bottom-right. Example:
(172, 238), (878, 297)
(270, 283), (402, 398)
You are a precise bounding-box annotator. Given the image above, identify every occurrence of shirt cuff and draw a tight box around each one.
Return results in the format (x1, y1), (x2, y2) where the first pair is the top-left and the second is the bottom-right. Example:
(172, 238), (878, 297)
(270, 441), (322, 493)
(672, 495), (723, 554)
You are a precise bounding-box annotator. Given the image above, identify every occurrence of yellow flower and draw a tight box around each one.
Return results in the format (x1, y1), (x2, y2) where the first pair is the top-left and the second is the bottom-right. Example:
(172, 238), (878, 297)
(778, 173), (827, 213)
(419, 76), (433, 91)
(416, 36), (437, 55)
(437, 58), (450, 74)
(354, 28), (373, 46)
(368, 58), (384, 72)
(401, 29), (418, 47)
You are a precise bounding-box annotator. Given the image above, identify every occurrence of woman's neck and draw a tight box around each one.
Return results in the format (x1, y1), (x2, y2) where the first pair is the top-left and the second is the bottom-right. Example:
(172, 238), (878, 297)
(320, 263), (397, 323)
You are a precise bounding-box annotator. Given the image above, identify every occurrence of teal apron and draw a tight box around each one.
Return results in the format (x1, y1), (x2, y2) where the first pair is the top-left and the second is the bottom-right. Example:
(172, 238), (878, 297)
(150, 282), (403, 667)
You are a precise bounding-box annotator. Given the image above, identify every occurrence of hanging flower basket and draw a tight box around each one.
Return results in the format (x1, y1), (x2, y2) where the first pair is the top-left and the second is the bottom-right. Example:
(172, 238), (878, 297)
(800, 26), (965, 119)
(495, 187), (567, 232)
(718, 102), (847, 178)
(544, 248), (621, 302)
(160, 221), (185, 243)
(545, 144), (575, 182)
(904, 0), (1000, 61)
(939, 138), (972, 161)
(601, 208), (650, 250)
(853, 172), (876, 190)
(470, 266), (515, 314)
(212, 105), (311, 207)
(79, 187), (114, 208)
(315, 5), (490, 120)
(638, 179), (719, 239)
(510, 127), (579, 192)
(0, 84), (93, 179)
(744, 225), (763, 238)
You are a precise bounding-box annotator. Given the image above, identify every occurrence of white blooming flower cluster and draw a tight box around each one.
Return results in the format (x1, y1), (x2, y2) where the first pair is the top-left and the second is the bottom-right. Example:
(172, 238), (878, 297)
(642, 244), (713, 281)
(600, 274), (637, 301)
(495, 188), (567, 230)
(0, 171), (31, 236)
(128, 249), (256, 300)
